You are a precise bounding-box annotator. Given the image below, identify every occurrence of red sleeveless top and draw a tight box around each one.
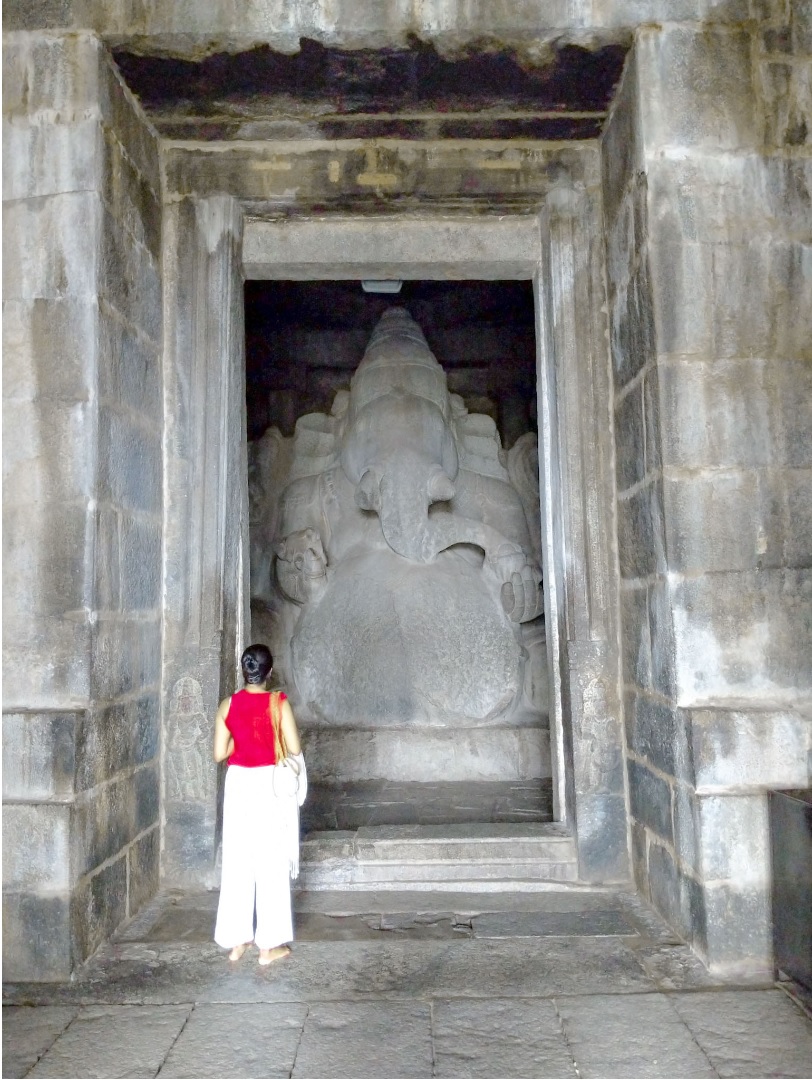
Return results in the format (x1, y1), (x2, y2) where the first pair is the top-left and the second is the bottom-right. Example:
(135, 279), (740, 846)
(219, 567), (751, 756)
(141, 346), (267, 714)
(226, 690), (287, 767)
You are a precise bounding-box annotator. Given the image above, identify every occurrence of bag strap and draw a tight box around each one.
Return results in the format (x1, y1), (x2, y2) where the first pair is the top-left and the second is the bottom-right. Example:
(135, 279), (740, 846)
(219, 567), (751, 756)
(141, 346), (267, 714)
(269, 691), (288, 763)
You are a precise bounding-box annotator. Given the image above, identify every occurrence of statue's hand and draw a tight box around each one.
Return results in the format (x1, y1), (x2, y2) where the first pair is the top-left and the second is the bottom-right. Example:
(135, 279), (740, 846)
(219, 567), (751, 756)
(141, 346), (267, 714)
(489, 544), (543, 623)
(274, 528), (327, 605)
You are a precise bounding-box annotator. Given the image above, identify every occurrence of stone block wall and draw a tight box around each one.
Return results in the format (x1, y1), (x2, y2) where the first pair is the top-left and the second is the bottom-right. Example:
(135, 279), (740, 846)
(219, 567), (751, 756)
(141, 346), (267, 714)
(2, 32), (163, 979)
(603, 4), (812, 977)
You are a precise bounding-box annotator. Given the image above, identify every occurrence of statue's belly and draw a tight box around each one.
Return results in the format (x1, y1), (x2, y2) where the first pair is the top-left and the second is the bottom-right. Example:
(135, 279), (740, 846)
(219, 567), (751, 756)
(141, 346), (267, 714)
(291, 549), (521, 727)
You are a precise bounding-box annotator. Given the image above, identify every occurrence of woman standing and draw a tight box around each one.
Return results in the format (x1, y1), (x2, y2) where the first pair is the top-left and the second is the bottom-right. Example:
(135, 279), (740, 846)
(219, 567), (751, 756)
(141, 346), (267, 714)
(213, 644), (307, 965)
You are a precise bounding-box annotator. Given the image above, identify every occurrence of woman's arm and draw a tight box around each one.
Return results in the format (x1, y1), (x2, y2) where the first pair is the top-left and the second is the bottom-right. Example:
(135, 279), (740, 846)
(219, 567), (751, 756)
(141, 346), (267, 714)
(213, 697), (234, 763)
(280, 697), (301, 756)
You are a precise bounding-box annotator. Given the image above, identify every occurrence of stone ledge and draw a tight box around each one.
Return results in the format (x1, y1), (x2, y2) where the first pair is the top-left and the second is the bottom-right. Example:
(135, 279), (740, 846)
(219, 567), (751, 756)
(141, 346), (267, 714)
(302, 726), (551, 782)
(685, 704), (812, 794)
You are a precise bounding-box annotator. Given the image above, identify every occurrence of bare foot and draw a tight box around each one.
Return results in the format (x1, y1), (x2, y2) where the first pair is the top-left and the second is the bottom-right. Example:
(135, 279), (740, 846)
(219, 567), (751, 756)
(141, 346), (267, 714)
(258, 945), (291, 966)
(228, 943), (250, 962)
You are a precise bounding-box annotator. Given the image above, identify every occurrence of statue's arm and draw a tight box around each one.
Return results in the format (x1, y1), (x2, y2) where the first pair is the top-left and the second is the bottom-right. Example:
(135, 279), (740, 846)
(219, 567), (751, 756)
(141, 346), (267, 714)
(445, 472), (543, 623)
(274, 476), (329, 605)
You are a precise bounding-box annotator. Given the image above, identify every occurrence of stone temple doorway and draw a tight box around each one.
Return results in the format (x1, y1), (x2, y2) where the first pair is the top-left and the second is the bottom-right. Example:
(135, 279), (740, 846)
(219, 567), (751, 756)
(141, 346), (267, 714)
(244, 280), (552, 831)
(162, 204), (627, 890)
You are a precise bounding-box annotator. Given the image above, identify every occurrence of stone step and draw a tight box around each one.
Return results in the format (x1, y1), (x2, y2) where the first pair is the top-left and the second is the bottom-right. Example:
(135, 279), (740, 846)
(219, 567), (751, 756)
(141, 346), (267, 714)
(299, 822), (578, 890)
(301, 779), (553, 832)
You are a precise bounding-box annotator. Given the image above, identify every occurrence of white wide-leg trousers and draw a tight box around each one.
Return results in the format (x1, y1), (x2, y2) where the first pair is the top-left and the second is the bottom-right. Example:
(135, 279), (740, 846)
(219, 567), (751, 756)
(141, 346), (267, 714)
(214, 764), (294, 950)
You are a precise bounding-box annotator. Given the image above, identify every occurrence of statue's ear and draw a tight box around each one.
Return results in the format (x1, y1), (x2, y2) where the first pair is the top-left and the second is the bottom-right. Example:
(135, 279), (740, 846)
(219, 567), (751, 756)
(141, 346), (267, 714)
(355, 468), (382, 512)
(274, 538), (287, 558)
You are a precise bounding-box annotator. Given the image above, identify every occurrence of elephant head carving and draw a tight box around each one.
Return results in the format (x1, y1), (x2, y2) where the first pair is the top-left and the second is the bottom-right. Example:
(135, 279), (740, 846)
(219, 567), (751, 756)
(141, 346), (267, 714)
(339, 309), (459, 563)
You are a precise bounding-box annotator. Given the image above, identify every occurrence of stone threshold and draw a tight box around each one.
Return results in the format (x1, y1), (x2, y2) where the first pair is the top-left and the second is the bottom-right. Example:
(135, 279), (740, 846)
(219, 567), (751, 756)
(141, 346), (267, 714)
(300, 821), (578, 890)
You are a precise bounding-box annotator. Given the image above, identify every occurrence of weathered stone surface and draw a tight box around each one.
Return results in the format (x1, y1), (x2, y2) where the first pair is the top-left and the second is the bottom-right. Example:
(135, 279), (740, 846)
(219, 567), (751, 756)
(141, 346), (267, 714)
(302, 783), (553, 831)
(3, 116), (103, 203)
(74, 697), (160, 791)
(614, 380), (646, 492)
(2, 296), (95, 403)
(159, 1002), (308, 1078)
(776, 360), (812, 466)
(696, 794), (769, 884)
(620, 588), (652, 688)
(243, 216), (547, 280)
(701, 881), (772, 976)
(687, 706), (812, 793)
(671, 569), (812, 704)
(784, 468), (812, 567)
(616, 481), (665, 580)
(128, 826), (160, 917)
(292, 554), (524, 728)
(97, 315), (162, 419)
(632, 942), (725, 991)
(100, 127), (161, 260)
(672, 781), (699, 874)
(3, 936), (657, 1005)
(3, 191), (102, 301)
(90, 616), (162, 700)
(292, 1002), (432, 1078)
(172, 142), (592, 214)
(608, 263), (656, 387)
(163, 800), (221, 888)
(636, 25), (757, 151)
(658, 359), (774, 469)
(2, 1006), (78, 1080)
(300, 822), (578, 889)
(3, 803), (70, 891)
(433, 998), (577, 1078)
(645, 840), (701, 946)
(628, 760), (673, 842)
(97, 408), (162, 515)
(601, 46), (642, 232)
(2, 712), (76, 801)
(663, 470), (784, 574)
(557, 993), (716, 1078)
(470, 910), (636, 937)
(2, 892), (72, 982)
(3, 502), (91, 626)
(650, 228), (716, 345)
(574, 792), (630, 882)
(99, 209), (162, 342)
(27, 1004), (191, 1079)
(647, 578), (677, 701)
(303, 728), (550, 783)
(70, 855), (128, 965)
(72, 774), (144, 878)
(625, 693), (683, 779)
(670, 989), (812, 1077)
(292, 888), (638, 917)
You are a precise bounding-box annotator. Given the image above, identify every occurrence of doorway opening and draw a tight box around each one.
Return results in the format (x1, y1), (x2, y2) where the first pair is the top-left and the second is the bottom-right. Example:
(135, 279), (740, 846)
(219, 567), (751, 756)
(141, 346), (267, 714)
(244, 280), (552, 831)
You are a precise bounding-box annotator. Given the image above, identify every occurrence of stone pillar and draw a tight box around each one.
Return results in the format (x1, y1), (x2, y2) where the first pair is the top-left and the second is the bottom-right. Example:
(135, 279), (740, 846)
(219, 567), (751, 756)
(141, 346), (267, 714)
(3, 32), (163, 979)
(536, 180), (629, 884)
(604, 9), (812, 977)
(161, 195), (249, 888)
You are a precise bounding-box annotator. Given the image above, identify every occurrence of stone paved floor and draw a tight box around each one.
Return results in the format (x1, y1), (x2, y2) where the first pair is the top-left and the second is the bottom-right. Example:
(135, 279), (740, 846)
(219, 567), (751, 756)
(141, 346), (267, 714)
(300, 780), (554, 832)
(4, 888), (812, 1079)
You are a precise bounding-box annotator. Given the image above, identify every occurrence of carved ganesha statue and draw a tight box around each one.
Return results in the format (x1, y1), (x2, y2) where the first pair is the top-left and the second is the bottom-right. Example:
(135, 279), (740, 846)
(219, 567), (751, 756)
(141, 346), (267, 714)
(249, 308), (545, 729)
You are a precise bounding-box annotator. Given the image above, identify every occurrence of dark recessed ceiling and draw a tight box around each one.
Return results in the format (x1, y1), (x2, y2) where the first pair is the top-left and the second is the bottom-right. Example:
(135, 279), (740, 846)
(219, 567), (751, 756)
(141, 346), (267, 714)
(244, 281), (538, 442)
(114, 38), (627, 140)
(245, 279), (535, 334)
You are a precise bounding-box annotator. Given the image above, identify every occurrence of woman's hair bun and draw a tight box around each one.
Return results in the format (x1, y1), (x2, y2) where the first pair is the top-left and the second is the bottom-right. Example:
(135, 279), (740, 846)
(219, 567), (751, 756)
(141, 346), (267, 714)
(240, 644), (273, 684)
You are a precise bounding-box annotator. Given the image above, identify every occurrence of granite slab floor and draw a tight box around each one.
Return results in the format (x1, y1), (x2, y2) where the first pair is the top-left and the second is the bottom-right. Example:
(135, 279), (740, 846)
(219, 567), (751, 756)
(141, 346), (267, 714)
(4, 889), (812, 1079)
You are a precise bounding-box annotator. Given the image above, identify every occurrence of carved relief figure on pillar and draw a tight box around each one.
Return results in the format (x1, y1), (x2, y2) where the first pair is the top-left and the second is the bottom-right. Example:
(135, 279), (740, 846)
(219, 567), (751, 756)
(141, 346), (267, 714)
(249, 308), (546, 735)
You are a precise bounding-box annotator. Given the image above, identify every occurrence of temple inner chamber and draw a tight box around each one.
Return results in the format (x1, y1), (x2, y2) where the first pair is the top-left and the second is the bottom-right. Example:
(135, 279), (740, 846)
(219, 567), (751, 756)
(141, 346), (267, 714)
(245, 282), (552, 829)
